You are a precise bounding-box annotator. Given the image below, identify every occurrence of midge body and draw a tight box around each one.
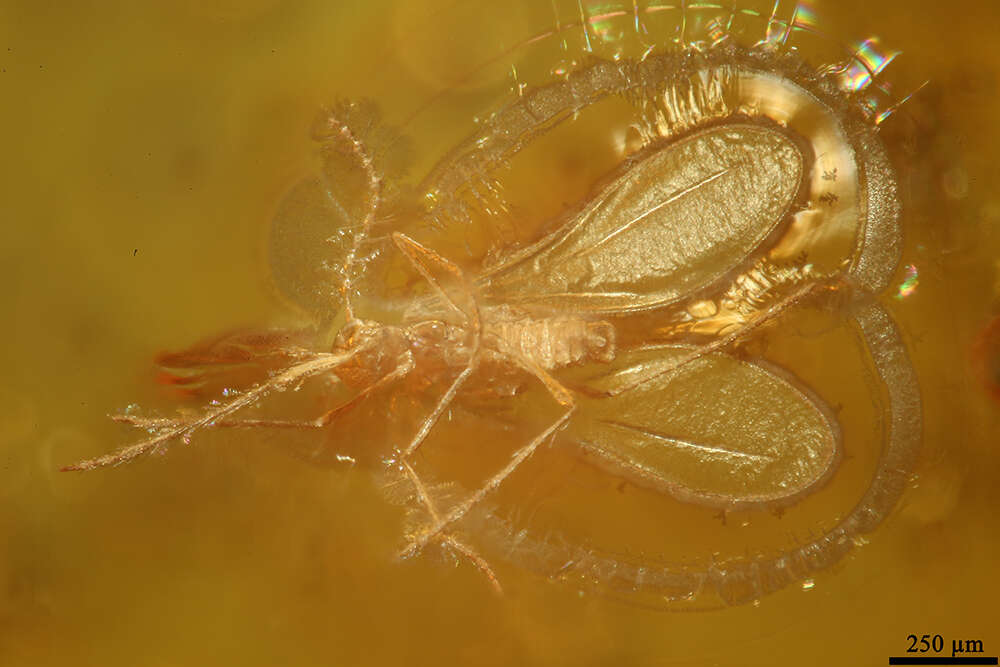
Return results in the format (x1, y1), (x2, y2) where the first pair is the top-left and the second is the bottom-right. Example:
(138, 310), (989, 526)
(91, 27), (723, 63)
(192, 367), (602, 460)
(65, 43), (915, 605)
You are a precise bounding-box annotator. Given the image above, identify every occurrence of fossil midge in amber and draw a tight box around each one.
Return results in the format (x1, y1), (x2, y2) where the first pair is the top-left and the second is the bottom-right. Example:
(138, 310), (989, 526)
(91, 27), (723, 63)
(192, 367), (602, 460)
(64, 12), (921, 608)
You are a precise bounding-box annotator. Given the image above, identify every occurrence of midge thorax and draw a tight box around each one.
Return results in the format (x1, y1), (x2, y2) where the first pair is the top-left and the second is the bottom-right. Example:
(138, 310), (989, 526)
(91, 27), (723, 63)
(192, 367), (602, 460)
(65, 41), (920, 607)
(333, 256), (617, 394)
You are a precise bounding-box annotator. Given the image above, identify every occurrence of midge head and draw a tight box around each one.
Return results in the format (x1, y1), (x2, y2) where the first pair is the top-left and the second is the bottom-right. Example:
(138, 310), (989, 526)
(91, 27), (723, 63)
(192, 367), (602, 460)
(308, 102), (480, 353)
(274, 104), (466, 386)
(60, 104), (483, 474)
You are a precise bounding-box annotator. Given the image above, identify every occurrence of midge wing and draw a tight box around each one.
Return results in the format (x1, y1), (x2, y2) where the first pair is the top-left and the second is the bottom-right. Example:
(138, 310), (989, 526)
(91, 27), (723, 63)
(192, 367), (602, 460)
(479, 123), (807, 314)
(563, 344), (840, 508)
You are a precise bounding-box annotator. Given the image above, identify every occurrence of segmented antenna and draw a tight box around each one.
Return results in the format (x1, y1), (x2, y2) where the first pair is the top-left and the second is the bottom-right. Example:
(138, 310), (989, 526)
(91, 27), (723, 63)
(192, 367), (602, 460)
(314, 105), (384, 323)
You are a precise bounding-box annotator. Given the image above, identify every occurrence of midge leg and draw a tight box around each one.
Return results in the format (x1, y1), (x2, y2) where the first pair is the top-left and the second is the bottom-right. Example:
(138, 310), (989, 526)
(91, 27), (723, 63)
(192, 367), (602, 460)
(388, 231), (536, 568)
(62, 348), (372, 471)
(112, 349), (416, 433)
(389, 232), (484, 460)
(612, 282), (828, 398)
(391, 232), (479, 326)
(400, 357), (576, 560)
(399, 460), (503, 595)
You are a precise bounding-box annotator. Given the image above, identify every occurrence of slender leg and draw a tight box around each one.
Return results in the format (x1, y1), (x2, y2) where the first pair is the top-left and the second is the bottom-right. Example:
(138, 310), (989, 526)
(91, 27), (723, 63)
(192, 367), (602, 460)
(400, 360), (477, 458)
(399, 356), (576, 559)
(63, 346), (376, 471)
(115, 350), (416, 433)
(400, 461), (503, 594)
(390, 232), (484, 460)
(391, 232), (479, 327)
(387, 231), (516, 566)
(612, 282), (825, 397)
(310, 349), (414, 424)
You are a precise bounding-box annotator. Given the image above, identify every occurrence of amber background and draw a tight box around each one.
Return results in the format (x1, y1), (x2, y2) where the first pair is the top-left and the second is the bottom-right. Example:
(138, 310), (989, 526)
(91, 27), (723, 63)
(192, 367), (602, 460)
(2, 0), (998, 665)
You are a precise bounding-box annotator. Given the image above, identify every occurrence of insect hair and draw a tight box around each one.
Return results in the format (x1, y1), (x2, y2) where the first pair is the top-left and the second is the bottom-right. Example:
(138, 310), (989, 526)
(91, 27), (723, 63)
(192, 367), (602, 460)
(312, 105), (383, 322)
(720, 256), (820, 317)
(626, 64), (737, 147)
(310, 100), (414, 320)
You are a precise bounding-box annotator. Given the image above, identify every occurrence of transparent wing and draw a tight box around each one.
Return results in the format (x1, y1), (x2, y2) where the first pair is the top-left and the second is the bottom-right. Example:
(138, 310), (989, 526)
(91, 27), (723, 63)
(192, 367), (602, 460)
(269, 177), (355, 317)
(479, 123), (807, 314)
(565, 344), (840, 508)
(270, 100), (411, 318)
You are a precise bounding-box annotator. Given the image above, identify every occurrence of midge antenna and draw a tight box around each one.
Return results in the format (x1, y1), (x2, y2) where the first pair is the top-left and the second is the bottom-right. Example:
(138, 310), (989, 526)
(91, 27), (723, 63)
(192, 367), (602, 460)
(315, 105), (384, 323)
(62, 104), (511, 588)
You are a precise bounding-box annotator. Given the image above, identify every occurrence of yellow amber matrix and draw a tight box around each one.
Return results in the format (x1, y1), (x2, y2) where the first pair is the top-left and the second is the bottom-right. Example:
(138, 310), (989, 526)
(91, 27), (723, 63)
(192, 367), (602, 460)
(66, 8), (920, 608)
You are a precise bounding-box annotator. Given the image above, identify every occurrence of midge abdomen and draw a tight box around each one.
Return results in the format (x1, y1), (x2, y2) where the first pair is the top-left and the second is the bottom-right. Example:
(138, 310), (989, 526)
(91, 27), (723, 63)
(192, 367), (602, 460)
(484, 306), (616, 371)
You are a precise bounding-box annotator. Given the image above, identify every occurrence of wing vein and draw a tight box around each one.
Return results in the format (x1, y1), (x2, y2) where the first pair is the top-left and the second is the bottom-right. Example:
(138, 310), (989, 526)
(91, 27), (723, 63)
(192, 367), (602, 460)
(601, 419), (774, 464)
(571, 165), (733, 260)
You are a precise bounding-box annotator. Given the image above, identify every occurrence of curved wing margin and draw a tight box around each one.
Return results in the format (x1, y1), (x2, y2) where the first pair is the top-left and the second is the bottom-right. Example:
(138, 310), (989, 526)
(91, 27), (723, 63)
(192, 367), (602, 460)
(480, 124), (807, 314)
(565, 344), (840, 508)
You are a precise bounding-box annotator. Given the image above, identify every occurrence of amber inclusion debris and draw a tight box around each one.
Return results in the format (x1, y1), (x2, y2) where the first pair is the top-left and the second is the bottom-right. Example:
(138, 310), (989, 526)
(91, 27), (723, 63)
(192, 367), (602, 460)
(65, 15), (921, 608)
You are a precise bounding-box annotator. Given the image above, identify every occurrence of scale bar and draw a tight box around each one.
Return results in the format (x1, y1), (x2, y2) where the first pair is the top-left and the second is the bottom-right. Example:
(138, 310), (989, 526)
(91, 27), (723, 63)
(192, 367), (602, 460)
(888, 658), (998, 665)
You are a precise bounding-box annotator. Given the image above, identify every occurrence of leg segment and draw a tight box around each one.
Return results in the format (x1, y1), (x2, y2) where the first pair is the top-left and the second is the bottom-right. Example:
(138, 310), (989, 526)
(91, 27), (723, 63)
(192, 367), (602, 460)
(391, 231), (484, 460)
(115, 350), (416, 433)
(399, 355), (576, 559)
(401, 360), (477, 458)
(391, 232), (479, 328)
(399, 460), (502, 594)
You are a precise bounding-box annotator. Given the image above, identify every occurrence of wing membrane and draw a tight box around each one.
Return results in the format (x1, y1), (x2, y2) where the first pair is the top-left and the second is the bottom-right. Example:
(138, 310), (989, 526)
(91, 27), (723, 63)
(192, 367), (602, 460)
(479, 124), (806, 314)
(565, 344), (840, 507)
(269, 177), (353, 316)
